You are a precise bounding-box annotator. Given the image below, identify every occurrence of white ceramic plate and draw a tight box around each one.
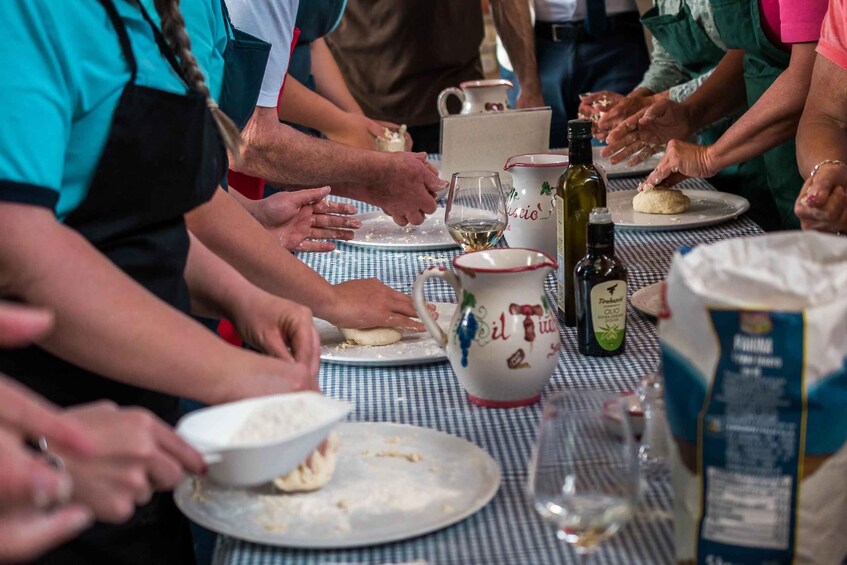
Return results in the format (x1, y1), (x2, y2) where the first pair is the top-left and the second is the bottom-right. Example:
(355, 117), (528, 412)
(174, 422), (502, 549)
(559, 147), (662, 178)
(344, 210), (457, 251)
(631, 282), (664, 319)
(607, 189), (750, 231)
(317, 302), (455, 366)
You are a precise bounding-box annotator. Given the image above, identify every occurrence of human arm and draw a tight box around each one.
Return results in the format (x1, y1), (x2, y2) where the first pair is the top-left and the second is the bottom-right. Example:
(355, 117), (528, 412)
(602, 49), (747, 162)
(228, 186), (359, 252)
(185, 188), (426, 331)
(642, 42), (817, 187)
(278, 75), (387, 150)
(489, 0), (545, 108)
(234, 107), (443, 225)
(0, 203), (310, 406)
(182, 231), (320, 371)
(794, 55), (847, 232)
(310, 37), (365, 114)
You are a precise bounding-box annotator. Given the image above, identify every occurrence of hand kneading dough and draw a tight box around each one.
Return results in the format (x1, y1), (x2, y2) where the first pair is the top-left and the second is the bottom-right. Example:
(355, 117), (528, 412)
(273, 432), (339, 493)
(339, 326), (402, 346)
(632, 186), (691, 214)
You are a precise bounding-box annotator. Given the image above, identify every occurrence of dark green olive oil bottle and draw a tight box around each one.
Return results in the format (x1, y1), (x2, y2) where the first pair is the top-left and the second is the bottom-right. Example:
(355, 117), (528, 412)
(556, 119), (607, 327)
(574, 208), (627, 356)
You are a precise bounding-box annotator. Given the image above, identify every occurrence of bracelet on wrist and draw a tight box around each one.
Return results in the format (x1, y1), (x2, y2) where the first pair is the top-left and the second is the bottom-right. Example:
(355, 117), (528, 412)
(809, 159), (847, 178)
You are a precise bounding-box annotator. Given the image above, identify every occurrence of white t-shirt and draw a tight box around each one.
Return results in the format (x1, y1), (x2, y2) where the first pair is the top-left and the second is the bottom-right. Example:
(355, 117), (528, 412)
(533, 0), (637, 22)
(224, 0), (299, 107)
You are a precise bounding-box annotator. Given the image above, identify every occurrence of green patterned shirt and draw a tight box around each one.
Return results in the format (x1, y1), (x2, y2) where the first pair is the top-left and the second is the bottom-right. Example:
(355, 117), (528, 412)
(636, 0), (726, 102)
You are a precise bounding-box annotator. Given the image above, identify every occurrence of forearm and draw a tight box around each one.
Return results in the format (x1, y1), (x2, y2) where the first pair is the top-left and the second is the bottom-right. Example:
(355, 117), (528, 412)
(0, 205), (245, 405)
(707, 44), (817, 172)
(796, 57), (847, 178)
(681, 49), (747, 132)
(278, 75), (352, 134)
(234, 107), (388, 192)
(184, 188), (339, 319)
(310, 38), (364, 114)
(183, 232), (261, 320)
(490, 0), (542, 97)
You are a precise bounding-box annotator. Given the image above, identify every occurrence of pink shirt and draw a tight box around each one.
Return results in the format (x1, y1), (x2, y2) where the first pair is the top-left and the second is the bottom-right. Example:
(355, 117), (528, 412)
(759, 0), (828, 51)
(818, 0), (847, 71)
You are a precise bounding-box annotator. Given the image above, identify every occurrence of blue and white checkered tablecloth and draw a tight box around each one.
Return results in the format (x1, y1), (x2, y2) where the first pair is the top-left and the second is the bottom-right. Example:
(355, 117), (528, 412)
(214, 176), (763, 565)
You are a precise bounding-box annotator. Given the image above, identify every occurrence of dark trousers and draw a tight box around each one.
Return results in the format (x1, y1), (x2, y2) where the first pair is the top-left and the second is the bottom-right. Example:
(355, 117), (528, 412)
(535, 13), (650, 148)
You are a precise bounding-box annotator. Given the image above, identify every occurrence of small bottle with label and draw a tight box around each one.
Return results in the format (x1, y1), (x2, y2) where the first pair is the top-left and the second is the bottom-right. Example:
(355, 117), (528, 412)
(574, 207), (627, 356)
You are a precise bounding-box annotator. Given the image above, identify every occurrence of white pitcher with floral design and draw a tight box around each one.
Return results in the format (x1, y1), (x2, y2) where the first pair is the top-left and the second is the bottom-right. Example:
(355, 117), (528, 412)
(437, 79), (513, 116)
(502, 153), (569, 258)
(413, 249), (560, 407)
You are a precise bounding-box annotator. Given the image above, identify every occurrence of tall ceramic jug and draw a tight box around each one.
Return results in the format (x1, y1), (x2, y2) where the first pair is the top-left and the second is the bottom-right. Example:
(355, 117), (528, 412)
(413, 249), (560, 407)
(437, 79), (513, 117)
(503, 153), (569, 258)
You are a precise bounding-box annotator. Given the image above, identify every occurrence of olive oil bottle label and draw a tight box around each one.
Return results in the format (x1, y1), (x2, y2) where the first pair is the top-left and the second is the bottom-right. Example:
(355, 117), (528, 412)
(556, 194), (566, 311)
(590, 280), (627, 351)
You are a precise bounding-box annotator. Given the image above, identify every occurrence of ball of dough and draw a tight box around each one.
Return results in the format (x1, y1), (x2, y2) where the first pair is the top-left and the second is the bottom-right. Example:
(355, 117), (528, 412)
(273, 432), (339, 493)
(339, 327), (403, 346)
(632, 186), (691, 214)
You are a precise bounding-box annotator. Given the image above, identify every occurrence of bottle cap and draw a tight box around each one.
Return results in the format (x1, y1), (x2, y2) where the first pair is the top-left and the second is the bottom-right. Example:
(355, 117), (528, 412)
(589, 207), (612, 224)
(567, 119), (593, 139)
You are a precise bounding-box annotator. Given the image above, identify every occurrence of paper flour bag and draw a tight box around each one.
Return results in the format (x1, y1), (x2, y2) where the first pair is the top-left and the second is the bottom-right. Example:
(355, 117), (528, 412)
(660, 232), (847, 565)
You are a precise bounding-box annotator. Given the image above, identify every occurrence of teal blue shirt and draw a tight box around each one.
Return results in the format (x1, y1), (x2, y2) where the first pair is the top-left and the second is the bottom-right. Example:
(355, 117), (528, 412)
(0, 0), (227, 220)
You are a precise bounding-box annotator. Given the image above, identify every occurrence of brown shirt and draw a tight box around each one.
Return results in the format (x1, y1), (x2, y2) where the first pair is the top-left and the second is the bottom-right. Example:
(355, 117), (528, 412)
(326, 0), (485, 127)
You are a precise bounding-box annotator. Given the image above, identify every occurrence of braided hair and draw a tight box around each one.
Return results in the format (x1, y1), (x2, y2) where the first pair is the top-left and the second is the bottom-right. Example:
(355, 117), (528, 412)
(153, 0), (242, 162)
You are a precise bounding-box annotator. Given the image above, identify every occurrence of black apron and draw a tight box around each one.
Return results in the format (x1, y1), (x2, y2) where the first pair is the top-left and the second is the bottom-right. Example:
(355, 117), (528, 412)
(218, 0), (271, 131)
(3, 1), (226, 563)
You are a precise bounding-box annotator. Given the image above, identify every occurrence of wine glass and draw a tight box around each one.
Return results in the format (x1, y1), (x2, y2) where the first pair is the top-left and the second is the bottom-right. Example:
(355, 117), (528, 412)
(445, 170), (508, 252)
(528, 391), (640, 560)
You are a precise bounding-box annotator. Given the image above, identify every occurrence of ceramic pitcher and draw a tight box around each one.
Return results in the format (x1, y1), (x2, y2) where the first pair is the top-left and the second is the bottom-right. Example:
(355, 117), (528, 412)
(413, 249), (560, 407)
(437, 79), (513, 117)
(503, 153), (569, 258)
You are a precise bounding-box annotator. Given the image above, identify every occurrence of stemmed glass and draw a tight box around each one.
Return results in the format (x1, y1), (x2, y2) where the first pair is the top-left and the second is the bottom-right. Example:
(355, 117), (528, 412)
(528, 391), (640, 561)
(445, 170), (508, 252)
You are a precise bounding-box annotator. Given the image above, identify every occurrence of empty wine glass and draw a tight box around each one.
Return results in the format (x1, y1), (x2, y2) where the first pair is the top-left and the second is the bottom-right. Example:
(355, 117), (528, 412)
(528, 391), (640, 561)
(445, 170), (508, 252)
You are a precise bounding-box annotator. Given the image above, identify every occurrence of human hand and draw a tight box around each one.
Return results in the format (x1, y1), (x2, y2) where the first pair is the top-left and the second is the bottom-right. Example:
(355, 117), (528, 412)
(253, 187), (360, 252)
(795, 163), (847, 233)
(0, 376), (98, 562)
(56, 402), (205, 523)
(516, 84), (545, 110)
(375, 120), (413, 151)
(642, 140), (717, 188)
(0, 425), (93, 563)
(326, 279), (427, 332)
(595, 96), (657, 140)
(603, 99), (692, 164)
(578, 91), (624, 120)
(372, 152), (444, 226)
(229, 291), (320, 376)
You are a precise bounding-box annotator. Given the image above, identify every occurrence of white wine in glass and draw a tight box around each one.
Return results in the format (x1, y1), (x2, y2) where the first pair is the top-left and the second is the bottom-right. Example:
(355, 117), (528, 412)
(528, 391), (639, 559)
(445, 171), (508, 252)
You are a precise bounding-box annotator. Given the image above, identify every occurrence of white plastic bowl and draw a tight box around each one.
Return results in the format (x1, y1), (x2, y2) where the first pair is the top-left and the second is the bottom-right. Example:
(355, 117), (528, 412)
(176, 392), (353, 486)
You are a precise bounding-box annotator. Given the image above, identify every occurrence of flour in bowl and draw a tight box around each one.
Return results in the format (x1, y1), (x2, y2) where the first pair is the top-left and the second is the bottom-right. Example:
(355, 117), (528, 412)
(229, 394), (329, 445)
